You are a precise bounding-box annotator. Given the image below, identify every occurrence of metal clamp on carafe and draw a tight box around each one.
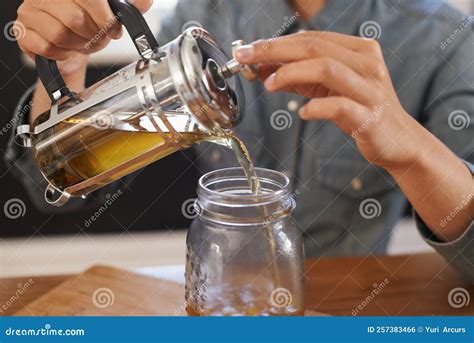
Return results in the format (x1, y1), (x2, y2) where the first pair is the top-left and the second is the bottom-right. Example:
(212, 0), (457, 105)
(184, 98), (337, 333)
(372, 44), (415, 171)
(15, 0), (258, 207)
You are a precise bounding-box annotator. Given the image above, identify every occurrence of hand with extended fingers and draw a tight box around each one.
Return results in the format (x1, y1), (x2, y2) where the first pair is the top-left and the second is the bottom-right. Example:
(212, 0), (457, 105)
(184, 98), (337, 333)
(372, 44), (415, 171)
(235, 32), (419, 171)
(236, 32), (473, 240)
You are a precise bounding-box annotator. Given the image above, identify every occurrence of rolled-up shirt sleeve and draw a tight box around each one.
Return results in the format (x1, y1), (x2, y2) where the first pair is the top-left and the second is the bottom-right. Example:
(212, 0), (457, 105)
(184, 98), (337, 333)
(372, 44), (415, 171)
(415, 160), (474, 283)
(413, 18), (474, 282)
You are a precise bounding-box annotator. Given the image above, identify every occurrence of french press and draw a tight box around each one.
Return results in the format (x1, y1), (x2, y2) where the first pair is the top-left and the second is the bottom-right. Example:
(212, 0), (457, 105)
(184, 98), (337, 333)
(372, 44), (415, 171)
(15, 0), (258, 206)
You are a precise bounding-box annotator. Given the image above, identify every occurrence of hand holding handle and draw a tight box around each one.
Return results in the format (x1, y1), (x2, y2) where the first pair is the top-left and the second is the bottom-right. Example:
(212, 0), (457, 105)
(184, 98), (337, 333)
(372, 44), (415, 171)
(35, 0), (159, 102)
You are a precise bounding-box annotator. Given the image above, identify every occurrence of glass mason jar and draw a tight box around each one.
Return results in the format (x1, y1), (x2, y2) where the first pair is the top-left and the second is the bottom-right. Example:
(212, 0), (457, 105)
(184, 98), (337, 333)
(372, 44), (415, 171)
(185, 168), (305, 316)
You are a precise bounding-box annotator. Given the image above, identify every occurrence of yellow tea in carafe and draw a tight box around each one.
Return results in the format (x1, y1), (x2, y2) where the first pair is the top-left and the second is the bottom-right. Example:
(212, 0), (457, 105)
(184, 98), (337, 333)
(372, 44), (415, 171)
(31, 114), (261, 198)
(32, 117), (212, 196)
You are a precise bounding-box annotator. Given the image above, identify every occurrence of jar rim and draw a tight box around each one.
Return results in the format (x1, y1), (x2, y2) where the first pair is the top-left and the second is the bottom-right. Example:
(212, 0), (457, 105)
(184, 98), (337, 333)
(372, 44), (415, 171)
(196, 167), (294, 225)
(197, 167), (291, 204)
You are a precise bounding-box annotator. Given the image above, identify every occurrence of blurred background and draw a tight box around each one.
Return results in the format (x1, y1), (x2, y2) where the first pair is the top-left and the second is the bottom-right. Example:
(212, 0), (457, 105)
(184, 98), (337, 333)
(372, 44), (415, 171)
(0, 0), (472, 276)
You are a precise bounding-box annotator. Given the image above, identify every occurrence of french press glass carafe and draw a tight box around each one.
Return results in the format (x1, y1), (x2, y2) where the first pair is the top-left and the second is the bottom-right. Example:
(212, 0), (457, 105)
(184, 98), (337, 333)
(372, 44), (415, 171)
(15, 0), (258, 206)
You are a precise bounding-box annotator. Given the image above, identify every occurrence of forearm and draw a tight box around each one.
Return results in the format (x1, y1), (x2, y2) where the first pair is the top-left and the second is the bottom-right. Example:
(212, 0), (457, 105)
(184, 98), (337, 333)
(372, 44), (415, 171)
(387, 117), (473, 242)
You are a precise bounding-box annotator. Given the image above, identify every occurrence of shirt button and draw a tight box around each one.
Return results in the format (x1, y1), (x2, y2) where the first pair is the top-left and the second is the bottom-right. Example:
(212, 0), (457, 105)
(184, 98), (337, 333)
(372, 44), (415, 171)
(351, 178), (362, 191)
(211, 150), (221, 162)
(287, 100), (299, 112)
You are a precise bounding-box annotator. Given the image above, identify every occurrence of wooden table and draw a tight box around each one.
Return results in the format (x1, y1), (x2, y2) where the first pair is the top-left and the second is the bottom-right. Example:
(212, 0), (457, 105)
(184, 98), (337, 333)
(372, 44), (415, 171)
(1, 253), (472, 316)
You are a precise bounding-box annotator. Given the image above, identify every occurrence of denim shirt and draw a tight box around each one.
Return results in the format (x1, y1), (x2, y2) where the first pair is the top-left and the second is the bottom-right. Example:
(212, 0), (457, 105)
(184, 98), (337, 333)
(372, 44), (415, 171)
(5, 0), (474, 279)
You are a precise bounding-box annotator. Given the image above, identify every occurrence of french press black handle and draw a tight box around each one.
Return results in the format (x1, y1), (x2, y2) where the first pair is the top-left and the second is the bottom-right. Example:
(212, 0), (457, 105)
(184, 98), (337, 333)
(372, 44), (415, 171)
(36, 0), (159, 102)
(108, 0), (159, 58)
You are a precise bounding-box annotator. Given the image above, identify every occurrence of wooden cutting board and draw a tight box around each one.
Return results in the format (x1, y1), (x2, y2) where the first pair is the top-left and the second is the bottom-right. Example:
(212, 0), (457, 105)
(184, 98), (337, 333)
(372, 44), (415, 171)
(14, 265), (186, 316)
(14, 265), (325, 316)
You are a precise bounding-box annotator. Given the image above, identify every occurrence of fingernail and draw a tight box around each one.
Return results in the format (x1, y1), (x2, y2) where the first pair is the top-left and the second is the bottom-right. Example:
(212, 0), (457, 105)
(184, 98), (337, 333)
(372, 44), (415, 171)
(108, 26), (122, 39)
(298, 106), (307, 118)
(264, 73), (276, 90)
(235, 45), (254, 62)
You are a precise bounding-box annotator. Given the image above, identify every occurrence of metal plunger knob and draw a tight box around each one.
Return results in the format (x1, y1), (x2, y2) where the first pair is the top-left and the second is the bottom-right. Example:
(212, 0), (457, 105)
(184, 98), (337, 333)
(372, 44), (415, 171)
(219, 40), (259, 81)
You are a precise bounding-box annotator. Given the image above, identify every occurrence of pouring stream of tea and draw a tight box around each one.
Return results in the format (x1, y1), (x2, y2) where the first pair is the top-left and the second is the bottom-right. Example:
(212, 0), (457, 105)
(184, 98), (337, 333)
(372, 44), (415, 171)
(212, 131), (282, 290)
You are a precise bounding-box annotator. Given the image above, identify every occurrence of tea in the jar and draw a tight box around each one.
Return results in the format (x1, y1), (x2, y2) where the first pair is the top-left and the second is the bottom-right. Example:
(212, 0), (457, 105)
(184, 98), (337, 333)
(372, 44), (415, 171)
(186, 302), (304, 316)
(185, 273), (304, 316)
